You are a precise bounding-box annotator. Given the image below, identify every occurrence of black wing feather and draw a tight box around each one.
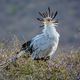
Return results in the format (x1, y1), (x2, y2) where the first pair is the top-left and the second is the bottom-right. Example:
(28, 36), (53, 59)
(21, 40), (33, 54)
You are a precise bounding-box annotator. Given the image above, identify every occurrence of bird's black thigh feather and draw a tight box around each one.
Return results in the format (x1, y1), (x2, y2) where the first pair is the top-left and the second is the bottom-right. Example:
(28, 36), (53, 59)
(21, 40), (34, 54)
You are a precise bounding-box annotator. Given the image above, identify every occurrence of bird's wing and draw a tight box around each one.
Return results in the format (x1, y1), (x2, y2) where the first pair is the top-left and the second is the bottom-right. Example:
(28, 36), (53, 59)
(31, 34), (52, 50)
(30, 34), (53, 59)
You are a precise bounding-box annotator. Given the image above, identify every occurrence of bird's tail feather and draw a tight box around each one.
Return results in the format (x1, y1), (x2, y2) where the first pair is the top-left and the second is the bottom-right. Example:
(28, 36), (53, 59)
(9, 47), (29, 63)
(9, 50), (26, 62)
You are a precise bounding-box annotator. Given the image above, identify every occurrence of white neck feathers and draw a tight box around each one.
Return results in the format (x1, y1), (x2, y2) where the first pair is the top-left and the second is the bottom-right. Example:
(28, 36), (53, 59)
(42, 24), (60, 39)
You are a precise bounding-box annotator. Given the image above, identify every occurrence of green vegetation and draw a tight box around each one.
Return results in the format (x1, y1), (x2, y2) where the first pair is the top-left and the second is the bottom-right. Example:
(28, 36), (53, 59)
(0, 37), (80, 80)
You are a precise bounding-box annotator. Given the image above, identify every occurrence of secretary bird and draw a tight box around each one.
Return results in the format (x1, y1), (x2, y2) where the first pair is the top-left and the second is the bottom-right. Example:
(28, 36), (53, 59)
(9, 7), (60, 62)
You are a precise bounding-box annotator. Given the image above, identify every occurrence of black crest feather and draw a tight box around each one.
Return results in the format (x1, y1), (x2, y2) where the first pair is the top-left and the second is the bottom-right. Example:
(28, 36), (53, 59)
(48, 7), (50, 16)
(37, 7), (58, 21)
(52, 11), (58, 19)
(38, 12), (45, 18)
(37, 18), (43, 21)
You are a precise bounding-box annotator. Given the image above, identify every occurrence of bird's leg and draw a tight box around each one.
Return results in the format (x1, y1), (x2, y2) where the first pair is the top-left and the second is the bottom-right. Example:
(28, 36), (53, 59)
(42, 56), (50, 61)
(45, 56), (50, 60)
(34, 57), (41, 60)
(34, 56), (50, 61)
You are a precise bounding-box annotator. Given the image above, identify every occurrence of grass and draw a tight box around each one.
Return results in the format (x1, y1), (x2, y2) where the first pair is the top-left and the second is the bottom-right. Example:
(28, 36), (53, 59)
(0, 36), (80, 80)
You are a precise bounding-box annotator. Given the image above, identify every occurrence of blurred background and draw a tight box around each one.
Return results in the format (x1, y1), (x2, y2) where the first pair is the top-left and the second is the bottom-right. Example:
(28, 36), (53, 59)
(0, 0), (80, 50)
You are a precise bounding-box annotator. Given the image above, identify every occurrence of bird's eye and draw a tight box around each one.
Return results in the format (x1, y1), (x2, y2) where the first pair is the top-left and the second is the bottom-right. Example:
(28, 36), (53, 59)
(47, 19), (50, 21)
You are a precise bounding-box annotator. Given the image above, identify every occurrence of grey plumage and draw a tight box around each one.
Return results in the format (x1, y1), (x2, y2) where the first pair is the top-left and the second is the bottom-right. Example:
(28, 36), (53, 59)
(9, 7), (60, 62)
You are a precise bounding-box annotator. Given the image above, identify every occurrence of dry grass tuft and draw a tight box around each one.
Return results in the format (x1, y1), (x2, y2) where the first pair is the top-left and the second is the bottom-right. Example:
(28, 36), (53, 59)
(0, 36), (80, 80)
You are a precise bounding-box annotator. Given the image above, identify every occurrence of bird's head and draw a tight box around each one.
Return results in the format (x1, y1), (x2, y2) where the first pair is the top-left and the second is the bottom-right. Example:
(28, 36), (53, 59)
(37, 7), (58, 27)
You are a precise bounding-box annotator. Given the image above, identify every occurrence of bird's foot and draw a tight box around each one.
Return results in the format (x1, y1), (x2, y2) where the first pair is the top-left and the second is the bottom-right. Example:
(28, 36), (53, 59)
(34, 56), (50, 61)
